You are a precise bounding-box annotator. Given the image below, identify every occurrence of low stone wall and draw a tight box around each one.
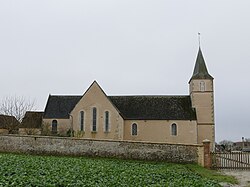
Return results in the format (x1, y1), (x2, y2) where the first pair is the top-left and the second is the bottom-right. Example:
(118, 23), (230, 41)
(0, 135), (203, 164)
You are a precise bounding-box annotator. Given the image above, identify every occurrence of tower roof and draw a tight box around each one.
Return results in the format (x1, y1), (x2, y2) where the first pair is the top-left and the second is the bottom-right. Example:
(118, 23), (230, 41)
(189, 48), (213, 82)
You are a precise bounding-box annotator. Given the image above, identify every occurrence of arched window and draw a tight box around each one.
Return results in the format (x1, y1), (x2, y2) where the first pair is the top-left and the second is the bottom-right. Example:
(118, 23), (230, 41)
(132, 123), (137, 136)
(80, 111), (84, 131)
(92, 107), (97, 132)
(200, 81), (205, 92)
(104, 111), (109, 132)
(171, 123), (177, 136)
(52, 120), (57, 134)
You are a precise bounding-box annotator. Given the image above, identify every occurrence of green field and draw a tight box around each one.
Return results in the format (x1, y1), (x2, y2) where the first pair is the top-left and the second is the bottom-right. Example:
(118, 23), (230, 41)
(0, 153), (235, 186)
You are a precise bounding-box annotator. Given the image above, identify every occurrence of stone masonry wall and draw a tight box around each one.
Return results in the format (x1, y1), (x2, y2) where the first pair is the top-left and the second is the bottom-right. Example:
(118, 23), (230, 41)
(0, 135), (203, 164)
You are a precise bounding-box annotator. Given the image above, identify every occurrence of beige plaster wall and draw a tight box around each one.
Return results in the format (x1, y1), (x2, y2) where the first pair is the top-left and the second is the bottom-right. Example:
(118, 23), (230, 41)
(70, 82), (124, 140)
(123, 120), (198, 144)
(197, 124), (215, 149)
(194, 106), (214, 124)
(189, 79), (215, 149)
(189, 80), (213, 93)
(43, 118), (71, 135)
(191, 93), (214, 123)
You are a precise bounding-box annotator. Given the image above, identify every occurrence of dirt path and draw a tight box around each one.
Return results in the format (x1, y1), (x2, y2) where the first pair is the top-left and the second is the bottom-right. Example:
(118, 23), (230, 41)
(220, 170), (250, 187)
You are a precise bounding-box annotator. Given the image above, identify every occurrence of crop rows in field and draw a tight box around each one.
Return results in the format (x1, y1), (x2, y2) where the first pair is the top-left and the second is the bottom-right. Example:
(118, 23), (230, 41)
(0, 153), (220, 186)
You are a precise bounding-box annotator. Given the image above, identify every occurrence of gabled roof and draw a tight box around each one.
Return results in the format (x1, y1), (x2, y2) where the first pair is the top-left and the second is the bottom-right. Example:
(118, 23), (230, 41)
(20, 111), (44, 128)
(43, 95), (82, 119)
(43, 80), (197, 121)
(71, 81), (122, 117)
(109, 96), (196, 120)
(0, 115), (19, 129)
(189, 48), (213, 82)
(43, 94), (196, 120)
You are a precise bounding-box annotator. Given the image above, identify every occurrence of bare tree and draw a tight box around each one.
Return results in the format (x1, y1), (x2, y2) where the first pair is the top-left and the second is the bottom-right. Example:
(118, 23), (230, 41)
(0, 96), (36, 133)
(245, 138), (250, 142)
(219, 140), (234, 152)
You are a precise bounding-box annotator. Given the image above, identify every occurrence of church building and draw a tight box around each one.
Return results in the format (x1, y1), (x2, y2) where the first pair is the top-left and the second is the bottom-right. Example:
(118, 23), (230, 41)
(43, 48), (215, 147)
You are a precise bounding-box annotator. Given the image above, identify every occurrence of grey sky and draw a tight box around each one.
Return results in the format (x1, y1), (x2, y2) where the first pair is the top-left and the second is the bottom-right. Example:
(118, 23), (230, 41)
(0, 0), (249, 142)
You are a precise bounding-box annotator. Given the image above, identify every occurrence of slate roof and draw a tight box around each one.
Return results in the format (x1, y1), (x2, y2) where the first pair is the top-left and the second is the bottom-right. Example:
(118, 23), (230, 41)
(109, 96), (196, 120)
(190, 48), (213, 82)
(20, 111), (44, 128)
(43, 95), (82, 119)
(43, 95), (196, 120)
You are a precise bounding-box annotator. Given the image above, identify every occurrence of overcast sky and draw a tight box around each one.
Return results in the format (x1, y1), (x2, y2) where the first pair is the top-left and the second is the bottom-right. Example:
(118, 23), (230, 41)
(0, 0), (249, 142)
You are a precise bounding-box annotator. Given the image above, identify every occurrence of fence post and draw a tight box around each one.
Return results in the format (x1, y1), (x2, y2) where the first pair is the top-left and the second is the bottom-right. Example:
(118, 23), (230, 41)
(203, 139), (211, 169)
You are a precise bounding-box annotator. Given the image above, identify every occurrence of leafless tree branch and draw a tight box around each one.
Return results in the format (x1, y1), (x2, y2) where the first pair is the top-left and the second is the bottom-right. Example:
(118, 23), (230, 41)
(0, 96), (36, 133)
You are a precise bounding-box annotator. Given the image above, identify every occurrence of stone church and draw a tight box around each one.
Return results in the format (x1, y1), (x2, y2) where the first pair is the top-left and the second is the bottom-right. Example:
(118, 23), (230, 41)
(43, 48), (215, 147)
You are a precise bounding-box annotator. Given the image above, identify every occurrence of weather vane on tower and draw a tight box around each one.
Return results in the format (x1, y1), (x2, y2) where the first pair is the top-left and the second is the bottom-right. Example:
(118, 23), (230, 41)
(198, 32), (201, 47)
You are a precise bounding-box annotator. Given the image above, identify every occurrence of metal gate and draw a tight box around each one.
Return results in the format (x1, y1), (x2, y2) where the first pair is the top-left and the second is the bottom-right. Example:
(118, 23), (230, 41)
(211, 152), (250, 170)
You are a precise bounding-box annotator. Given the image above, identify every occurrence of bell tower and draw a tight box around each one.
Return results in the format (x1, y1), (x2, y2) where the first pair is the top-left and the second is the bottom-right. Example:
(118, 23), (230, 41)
(189, 48), (215, 149)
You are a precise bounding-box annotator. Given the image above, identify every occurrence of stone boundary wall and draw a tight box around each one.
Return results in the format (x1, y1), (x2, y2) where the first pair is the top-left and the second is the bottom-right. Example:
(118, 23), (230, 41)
(0, 135), (204, 164)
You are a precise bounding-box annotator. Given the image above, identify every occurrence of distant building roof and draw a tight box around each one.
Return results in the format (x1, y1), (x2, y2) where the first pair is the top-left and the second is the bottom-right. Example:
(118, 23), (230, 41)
(20, 111), (44, 128)
(233, 141), (250, 147)
(0, 114), (19, 129)
(43, 95), (196, 120)
(242, 148), (250, 152)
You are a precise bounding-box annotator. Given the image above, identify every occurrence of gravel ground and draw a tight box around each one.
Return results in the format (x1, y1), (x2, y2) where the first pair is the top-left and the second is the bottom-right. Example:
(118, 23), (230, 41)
(220, 170), (250, 187)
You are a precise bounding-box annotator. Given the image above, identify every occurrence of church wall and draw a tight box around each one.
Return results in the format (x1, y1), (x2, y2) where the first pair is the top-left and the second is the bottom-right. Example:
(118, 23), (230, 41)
(189, 79), (215, 150)
(70, 82), (124, 140)
(189, 80), (213, 93)
(197, 124), (215, 149)
(123, 120), (198, 144)
(190, 82), (214, 124)
(195, 108), (214, 124)
(191, 93), (214, 107)
(42, 118), (71, 135)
